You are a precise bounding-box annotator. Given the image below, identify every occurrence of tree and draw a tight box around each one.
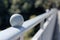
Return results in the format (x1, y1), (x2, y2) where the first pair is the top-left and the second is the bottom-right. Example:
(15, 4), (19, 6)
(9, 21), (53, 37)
(0, 0), (10, 30)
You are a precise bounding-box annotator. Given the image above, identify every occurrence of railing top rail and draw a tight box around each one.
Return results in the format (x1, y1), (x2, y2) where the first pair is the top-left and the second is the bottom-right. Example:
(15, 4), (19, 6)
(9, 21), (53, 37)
(0, 9), (57, 40)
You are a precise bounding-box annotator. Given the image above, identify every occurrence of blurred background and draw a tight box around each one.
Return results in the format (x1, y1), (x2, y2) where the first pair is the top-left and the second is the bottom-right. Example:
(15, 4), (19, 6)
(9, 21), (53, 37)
(0, 0), (60, 40)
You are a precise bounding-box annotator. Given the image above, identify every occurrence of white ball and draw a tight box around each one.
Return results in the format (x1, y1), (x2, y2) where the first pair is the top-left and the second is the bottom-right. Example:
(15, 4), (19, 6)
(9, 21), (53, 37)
(10, 14), (24, 27)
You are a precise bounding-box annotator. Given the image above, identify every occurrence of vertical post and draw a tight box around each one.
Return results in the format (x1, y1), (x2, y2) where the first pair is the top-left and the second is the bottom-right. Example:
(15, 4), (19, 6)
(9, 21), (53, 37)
(17, 34), (24, 40)
(40, 20), (44, 29)
(20, 35), (24, 40)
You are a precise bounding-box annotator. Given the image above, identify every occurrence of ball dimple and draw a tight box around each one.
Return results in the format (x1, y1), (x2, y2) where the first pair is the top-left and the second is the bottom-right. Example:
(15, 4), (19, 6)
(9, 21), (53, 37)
(10, 14), (24, 27)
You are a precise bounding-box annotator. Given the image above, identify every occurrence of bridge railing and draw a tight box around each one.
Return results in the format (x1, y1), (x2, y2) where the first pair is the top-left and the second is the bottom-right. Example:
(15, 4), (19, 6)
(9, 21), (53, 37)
(0, 9), (57, 40)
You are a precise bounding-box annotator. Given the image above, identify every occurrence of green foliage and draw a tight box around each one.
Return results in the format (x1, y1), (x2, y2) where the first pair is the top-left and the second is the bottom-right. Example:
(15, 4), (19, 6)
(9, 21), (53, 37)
(3, 0), (8, 8)
(22, 2), (32, 11)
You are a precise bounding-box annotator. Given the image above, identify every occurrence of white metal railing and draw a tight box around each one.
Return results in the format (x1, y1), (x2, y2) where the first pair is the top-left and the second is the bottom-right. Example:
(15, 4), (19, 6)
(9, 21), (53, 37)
(0, 9), (57, 40)
(32, 12), (57, 40)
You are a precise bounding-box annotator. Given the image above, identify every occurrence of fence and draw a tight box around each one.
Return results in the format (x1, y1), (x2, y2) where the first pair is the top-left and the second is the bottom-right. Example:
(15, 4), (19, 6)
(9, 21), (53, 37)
(0, 9), (57, 40)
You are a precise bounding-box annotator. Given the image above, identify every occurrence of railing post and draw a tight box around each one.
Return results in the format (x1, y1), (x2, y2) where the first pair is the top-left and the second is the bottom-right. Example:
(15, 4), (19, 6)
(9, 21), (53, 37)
(40, 20), (44, 28)
(17, 35), (24, 40)
(20, 35), (24, 40)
